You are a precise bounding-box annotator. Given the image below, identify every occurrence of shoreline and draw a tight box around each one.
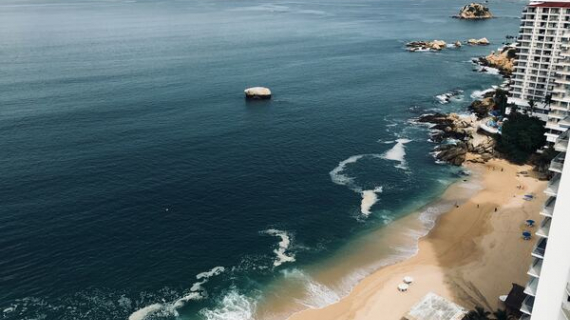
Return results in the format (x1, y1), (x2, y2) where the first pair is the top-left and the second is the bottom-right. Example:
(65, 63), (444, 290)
(255, 161), (481, 320)
(284, 158), (546, 320)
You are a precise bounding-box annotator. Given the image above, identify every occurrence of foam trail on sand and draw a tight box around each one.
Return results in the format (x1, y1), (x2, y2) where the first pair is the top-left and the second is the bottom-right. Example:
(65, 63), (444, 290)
(381, 139), (411, 169)
(263, 229), (295, 267)
(360, 186), (383, 216)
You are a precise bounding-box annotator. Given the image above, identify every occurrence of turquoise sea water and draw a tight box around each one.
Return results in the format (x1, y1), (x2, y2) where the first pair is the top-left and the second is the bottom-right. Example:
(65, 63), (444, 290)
(0, 0), (524, 319)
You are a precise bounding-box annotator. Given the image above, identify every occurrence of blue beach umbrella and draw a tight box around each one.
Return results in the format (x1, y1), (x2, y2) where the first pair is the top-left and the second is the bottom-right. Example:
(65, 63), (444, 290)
(526, 219), (535, 226)
(522, 231), (532, 238)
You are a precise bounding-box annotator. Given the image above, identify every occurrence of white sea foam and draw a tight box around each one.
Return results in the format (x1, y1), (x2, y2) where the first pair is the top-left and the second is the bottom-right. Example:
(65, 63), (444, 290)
(329, 155), (365, 187)
(360, 186), (383, 216)
(200, 290), (255, 320)
(129, 266), (226, 319)
(128, 303), (163, 320)
(263, 229), (295, 267)
(470, 88), (495, 100)
(381, 139), (411, 169)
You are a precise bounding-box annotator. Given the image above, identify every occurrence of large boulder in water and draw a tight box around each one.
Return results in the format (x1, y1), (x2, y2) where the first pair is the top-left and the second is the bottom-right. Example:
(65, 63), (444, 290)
(245, 87), (272, 100)
(456, 3), (493, 19)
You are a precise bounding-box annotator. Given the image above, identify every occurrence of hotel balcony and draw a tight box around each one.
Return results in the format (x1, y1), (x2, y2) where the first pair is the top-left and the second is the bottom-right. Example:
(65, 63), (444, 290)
(527, 258), (543, 278)
(549, 152), (566, 173)
(562, 296), (570, 320)
(545, 173), (561, 196)
(541, 196), (556, 217)
(555, 130), (569, 152)
(521, 295), (535, 315)
(536, 217), (551, 238)
(524, 277), (539, 296)
(532, 237), (548, 259)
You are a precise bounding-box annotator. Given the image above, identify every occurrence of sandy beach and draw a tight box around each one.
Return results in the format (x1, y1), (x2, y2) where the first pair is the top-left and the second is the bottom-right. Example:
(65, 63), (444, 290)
(288, 158), (546, 320)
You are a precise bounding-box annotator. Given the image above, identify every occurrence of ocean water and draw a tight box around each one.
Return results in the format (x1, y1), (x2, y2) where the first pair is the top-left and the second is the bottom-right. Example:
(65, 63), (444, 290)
(0, 0), (524, 319)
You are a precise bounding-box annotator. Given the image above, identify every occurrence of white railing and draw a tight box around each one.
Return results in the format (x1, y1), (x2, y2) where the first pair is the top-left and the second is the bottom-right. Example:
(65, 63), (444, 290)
(536, 217), (551, 238)
(549, 152), (565, 173)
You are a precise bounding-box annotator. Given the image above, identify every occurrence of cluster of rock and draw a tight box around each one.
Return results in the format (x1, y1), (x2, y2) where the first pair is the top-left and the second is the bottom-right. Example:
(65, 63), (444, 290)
(467, 37), (490, 45)
(417, 113), (496, 165)
(406, 40), (454, 52)
(475, 45), (516, 76)
(406, 38), (489, 52)
(455, 3), (493, 19)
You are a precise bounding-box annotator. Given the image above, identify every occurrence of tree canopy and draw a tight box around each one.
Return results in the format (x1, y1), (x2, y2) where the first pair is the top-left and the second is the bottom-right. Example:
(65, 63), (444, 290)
(497, 112), (546, 164)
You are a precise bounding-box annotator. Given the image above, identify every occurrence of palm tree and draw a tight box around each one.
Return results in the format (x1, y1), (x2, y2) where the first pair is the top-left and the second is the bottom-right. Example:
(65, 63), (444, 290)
(492, 308), (510, 320)
(464, 306), (492, 320)
(528, 99), (535, 115)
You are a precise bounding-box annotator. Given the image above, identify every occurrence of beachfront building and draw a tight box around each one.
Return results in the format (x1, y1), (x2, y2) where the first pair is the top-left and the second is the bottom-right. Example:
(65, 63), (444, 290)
(520, 120), (570, 320)
(510, 0), (570, 124)
(545, 31), (570, 142)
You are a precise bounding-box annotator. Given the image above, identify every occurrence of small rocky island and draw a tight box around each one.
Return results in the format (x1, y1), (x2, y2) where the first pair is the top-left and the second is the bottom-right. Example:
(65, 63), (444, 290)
(455, 3), (493, 19)
(245, 87), (272, 100)
(406, 38), (489, 52)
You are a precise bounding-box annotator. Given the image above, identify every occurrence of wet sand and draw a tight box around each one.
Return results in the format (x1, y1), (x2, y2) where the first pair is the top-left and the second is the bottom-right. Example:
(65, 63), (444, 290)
(286, 159), (546, 320)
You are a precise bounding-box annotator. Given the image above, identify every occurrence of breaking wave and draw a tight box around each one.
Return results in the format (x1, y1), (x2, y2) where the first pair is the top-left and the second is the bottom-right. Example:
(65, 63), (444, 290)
(200, 289), (256, 320)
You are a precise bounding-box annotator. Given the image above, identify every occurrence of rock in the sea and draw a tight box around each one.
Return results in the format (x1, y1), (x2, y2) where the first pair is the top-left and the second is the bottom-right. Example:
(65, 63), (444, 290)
(476, 45), (516, 76)
(406, 40), (447, 51)
(469, 97), (495, 118)
(456, 3), (493, 19)
(244, 87), (272, 100)
(468, 37), (490, 45)
(454, 41), (462, 47)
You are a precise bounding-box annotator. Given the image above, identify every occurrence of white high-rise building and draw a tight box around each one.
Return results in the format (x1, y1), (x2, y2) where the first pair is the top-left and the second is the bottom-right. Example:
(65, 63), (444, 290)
(509, 1), (570, 122)
(545, 31), (570, 142)
(520, 121), (570, 320)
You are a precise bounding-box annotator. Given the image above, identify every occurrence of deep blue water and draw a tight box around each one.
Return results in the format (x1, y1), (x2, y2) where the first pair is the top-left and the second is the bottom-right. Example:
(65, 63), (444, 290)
(0, 0), (524, 319)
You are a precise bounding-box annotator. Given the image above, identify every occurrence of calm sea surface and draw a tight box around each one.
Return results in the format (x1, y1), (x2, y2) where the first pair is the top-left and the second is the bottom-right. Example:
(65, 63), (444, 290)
(0, 0), (524, 319)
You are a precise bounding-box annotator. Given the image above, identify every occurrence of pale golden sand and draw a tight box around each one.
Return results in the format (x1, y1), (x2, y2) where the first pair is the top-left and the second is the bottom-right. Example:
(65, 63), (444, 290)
(287, 159), (546, 320)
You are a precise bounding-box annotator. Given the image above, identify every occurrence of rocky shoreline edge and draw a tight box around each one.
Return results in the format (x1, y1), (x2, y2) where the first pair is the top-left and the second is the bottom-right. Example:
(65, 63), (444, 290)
(413, 44), (516, 166)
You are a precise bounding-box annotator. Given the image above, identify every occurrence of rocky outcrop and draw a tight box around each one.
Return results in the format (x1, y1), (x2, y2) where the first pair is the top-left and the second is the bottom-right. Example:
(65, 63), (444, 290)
(406, 40), (448, 52)
(469, 97), (496, 118)
(418, 113), (474, 143)
(245, 87), (272, 100)
(417, 113), (497, 166)
(456, 3), (493, 19)
(467, 37), (490, 45)
(476, 45), (516, 76)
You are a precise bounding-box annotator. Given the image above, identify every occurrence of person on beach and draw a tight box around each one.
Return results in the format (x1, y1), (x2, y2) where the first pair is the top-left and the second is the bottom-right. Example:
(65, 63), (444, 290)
(495, 207), (498, 212)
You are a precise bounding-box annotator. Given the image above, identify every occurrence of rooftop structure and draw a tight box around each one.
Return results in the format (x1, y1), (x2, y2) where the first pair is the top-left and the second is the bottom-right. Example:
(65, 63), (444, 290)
(405, 292), (466, 320)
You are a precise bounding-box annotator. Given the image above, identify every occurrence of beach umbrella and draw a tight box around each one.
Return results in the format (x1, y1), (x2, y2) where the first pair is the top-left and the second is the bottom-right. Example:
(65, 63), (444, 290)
(397, 283), (409, 292)
(526, 219), (535, 226)
(403, 276), (414, 284)
(522, 231), (532, 239)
